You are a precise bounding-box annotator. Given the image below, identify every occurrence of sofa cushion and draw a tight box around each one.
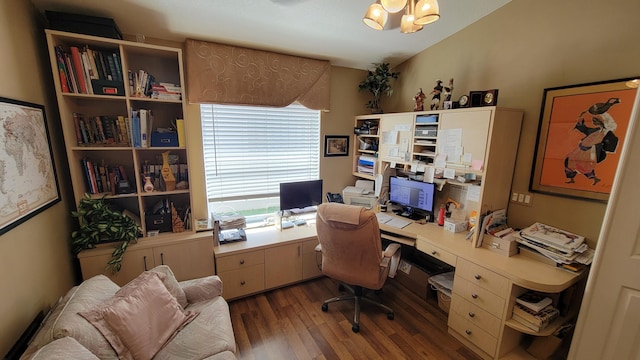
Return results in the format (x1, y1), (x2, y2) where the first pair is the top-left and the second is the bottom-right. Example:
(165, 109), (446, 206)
(26, 337), (99, 360)
(150, 265), (188, 308)
(154, 296), (236, 359)
(180, 275), (224, 304)
(80, 271), (199, 360)
(25, 275), (120, 359)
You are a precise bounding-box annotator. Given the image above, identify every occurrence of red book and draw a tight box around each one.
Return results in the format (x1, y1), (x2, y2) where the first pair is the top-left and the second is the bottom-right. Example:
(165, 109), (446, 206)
(70, 46), (88, 93)
(55, 46), (70, 92)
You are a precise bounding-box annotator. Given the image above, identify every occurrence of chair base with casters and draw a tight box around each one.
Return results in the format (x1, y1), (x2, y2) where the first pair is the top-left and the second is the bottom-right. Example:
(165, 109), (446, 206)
(321, 282), (394, 333)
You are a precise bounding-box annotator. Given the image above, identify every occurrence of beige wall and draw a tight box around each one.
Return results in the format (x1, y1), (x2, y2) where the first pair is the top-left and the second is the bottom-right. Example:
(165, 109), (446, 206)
(391, 0), (640, 247)
(0, 0), (75, 355)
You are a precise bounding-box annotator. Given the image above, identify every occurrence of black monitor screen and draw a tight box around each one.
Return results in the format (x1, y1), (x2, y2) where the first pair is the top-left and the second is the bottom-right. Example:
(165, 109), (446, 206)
(279, 179), (323, 211)
(389, 177), (435, 213)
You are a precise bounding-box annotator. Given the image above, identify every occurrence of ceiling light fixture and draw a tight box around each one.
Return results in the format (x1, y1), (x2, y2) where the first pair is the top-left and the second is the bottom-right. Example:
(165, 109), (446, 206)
(363, 0), (439, 32)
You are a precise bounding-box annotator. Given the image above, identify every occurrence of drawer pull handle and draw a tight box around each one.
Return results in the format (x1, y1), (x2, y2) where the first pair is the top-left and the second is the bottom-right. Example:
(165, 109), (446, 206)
(474, 274), (482, 280)
(240, 259), (245, 265)
(471, 293), (478, 299)
(431, 250), (437, 255)
(465, 329), (472, 335)
(468, 312), (475, 318)
(240, 280), (246, 286)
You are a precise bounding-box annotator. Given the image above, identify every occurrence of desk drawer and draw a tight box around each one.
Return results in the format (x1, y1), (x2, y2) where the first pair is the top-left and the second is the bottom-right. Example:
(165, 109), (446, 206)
(453, 277), (505, 318)
(451, 293), (502, 337)
(216, 250), (264, 271)
(217, 263), (265, 299)
(449, 311), (498, 356)
(416, 238), (457, 266)
(456, 258), (508, 298)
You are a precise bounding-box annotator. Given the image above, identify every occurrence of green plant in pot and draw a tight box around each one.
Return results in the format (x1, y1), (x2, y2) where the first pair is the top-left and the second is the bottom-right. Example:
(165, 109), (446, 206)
(358, 62), (400, 113)
(71, 193), (141, 273)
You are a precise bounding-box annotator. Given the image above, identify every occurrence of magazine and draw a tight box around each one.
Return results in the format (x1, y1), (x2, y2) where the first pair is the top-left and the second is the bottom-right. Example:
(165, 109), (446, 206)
(515, 291), (553, 313)
(520, 222), (585, 252)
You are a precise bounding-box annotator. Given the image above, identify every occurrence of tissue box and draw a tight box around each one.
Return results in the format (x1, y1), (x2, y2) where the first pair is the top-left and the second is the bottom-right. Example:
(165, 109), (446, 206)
(444, 220), (468, 233)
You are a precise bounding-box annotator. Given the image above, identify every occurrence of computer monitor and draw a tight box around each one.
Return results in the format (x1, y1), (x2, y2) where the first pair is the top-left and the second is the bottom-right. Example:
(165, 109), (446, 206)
(389, 177), (436, 219)
(279, 179), (323, 212)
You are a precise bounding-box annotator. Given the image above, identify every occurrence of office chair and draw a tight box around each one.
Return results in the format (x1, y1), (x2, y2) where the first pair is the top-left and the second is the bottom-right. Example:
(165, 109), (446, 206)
(315, 203), (401, 332)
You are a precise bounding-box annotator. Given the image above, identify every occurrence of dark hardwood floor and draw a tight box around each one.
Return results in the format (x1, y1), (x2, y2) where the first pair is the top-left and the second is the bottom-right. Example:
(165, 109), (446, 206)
(228, 276), (481, 360)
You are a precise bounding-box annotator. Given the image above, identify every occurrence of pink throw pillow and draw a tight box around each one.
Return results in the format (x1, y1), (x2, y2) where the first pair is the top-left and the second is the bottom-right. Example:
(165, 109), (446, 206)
(80, 272), (198, 360)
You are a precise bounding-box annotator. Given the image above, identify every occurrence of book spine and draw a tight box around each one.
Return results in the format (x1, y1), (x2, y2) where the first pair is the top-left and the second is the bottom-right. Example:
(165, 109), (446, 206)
(69, 46), (88, 93)
(112, 53), (123, 81)
(72, 113), (83, 145)
(176, 118), (186, 147)
(131, 110), (141, 148)
(64, 54), (78, 93)
(55, 46), (70, 93)
(80, 51), (94, 94)
(140, 109), (148, 148)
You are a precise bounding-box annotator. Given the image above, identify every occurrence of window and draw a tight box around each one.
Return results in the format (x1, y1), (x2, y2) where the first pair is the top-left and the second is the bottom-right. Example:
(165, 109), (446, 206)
(200, 103), (320, 226)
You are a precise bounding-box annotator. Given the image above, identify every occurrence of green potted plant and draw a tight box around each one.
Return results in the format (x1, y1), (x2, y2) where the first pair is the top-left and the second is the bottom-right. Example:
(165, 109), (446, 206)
(358, 62), (400, 113)
(71, 193), (142, 273)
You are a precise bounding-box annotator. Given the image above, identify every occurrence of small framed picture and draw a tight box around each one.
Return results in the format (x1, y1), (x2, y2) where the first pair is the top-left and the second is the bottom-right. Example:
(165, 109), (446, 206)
(324, 135), (349, 157)
(443, 101), (453, 110)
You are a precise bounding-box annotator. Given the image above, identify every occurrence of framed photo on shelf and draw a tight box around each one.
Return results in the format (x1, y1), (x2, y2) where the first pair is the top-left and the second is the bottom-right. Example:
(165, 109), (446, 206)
(0, 97), (61, 235)
(324, 135), (349, 157)
(530, 78), (638, 202)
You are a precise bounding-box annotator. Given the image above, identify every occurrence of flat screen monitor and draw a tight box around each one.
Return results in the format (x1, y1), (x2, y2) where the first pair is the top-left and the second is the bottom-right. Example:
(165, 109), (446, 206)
(279, 179), (323, 211)
(389, 177), (435, 214)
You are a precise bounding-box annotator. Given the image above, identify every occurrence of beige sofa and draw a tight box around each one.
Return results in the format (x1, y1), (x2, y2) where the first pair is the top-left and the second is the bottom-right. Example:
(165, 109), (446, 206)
(20, 266), (236, 360)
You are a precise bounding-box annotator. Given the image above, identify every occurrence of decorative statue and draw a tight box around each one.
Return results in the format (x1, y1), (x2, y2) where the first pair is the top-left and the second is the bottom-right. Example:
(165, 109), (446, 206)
(430, 80), (443, 110)
(443, 78), (454, 102)
(413, 88), (426, 111)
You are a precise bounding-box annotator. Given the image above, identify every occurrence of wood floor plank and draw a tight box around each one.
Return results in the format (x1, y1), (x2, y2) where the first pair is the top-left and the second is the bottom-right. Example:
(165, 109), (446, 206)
(229, 277), (482, 360)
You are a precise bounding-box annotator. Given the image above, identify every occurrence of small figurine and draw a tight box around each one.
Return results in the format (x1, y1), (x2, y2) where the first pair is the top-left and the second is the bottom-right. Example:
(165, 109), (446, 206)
(413, 88), (426, 111)
(443, 78), (454, 102)
(430, 80), (443, 110)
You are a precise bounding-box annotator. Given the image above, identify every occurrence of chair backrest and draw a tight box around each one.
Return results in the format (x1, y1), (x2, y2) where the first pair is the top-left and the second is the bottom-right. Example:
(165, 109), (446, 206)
(316, 203), (386, 290)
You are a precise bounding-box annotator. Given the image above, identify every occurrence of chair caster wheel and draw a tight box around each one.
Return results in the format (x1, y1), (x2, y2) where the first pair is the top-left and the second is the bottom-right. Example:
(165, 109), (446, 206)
(387, 312), (394, 320)
(352, 324), (359, 333)
(322, 304), (328, 312)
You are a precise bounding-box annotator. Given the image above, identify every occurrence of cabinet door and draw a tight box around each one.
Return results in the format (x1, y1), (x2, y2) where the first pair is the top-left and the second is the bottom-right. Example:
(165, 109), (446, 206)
(152, 238), (215, 281)
(438, 110), (491, 166)
(302, 238), (322, 279)
(265, 243), (302, 289)
(79, 247), (154, 286)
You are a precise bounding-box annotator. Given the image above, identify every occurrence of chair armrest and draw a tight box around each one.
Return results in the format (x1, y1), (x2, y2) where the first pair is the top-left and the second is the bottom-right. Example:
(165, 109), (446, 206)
(179, 275), (224, 304)
(383, 243), (401, 258)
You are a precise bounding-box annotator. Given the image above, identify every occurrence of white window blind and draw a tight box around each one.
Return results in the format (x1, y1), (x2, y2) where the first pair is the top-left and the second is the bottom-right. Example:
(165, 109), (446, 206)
(200, 103), (320, 205)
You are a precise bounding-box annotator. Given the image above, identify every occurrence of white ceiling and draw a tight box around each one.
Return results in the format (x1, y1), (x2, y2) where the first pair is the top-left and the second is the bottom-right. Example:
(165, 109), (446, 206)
(30, 0), (511, 70)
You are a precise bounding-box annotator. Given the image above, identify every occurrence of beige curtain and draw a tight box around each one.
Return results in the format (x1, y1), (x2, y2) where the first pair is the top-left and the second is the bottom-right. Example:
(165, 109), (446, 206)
(185, 39), (331, 111)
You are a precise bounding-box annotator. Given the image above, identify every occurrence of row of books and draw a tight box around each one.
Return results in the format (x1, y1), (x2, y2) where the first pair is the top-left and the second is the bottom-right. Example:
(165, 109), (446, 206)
(516, 222), (593, 271)
(73, 113), (130, 146)
(81, 160), (132, 195)
(130, 109), (154, 148)
(55, 45), (123, 95)
(130, 69), (155, 98)
(512, 291), (560, 332)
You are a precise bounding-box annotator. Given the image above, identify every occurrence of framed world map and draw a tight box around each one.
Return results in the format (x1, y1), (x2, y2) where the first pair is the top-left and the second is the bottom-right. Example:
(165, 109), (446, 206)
(0, 97), (60, 235)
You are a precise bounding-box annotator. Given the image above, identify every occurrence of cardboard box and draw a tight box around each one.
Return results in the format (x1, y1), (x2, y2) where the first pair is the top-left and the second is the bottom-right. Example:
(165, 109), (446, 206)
(444, 219), (468, 233)
(394, 260), (431, 299)
(482, 233), (518, 256)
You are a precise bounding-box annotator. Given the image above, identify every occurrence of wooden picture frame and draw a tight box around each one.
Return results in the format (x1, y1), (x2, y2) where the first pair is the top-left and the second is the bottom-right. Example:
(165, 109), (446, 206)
(530, 78), (638, 202)
(0, 97), (61, 235)
(324, 135), (349, 157)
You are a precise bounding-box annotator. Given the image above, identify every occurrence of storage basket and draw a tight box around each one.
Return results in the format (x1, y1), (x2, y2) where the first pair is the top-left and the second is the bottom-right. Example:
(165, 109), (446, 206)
(428, 271), (455, 314)
(437, 290), (451, 313)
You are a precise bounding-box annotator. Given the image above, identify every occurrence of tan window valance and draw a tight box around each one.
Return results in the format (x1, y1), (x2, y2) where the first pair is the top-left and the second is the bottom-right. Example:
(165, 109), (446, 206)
(185, 39), (331, 111)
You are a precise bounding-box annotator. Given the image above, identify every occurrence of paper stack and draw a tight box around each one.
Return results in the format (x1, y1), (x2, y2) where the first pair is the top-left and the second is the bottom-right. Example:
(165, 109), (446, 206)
(516, 222), (593, 271)
(512, 291), (560, 332)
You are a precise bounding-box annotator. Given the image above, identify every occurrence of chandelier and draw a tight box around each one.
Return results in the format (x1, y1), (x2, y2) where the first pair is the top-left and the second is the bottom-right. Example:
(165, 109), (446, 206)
(363, 0), (440, 34)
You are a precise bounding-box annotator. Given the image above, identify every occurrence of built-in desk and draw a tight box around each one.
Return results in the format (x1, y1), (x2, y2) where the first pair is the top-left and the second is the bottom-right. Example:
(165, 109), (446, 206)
(214, 213), (585, 360)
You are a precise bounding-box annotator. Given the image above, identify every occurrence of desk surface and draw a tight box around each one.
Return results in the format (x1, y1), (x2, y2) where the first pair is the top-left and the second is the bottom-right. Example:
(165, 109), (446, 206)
(214, 213), (584, 292)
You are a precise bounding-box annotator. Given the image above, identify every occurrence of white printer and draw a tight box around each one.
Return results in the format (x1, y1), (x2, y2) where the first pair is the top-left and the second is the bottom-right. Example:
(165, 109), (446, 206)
(342, 180), (378, 209)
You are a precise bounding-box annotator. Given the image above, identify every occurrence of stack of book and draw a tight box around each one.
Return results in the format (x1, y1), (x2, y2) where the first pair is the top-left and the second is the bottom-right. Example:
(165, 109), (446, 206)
(512, 291), (560, 332)
(151, 83), (182, 101)
(516, 222), (593, 272)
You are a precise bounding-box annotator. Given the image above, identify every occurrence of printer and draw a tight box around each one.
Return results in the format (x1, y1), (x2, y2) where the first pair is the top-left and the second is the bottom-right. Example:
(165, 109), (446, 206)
(342, 180), (378, 209)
